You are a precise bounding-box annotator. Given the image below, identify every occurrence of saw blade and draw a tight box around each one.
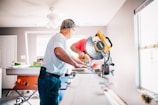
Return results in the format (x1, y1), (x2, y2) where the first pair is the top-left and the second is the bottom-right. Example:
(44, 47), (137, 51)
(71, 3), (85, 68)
(85, 36), (103, 60)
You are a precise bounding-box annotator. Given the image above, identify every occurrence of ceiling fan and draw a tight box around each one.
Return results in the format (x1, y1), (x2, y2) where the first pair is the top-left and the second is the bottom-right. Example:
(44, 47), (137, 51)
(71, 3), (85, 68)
(46, 7), (64, 29)
(22, 0), (63, 28)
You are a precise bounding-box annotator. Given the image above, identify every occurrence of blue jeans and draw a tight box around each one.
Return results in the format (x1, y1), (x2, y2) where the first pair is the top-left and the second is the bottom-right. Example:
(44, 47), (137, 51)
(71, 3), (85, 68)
(58, 76), (70, 101)
(38, 76), (61, 105)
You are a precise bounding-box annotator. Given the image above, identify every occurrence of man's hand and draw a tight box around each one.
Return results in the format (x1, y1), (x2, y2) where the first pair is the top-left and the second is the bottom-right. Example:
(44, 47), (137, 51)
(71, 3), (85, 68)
(78, 52), (85, 59)
(74, 63), (89, 68)
(78, 53), (91, 64)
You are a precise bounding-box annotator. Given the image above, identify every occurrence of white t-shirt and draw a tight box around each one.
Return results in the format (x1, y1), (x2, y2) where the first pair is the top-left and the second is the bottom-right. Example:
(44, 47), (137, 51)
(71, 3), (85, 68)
(42, 33), (69, 76)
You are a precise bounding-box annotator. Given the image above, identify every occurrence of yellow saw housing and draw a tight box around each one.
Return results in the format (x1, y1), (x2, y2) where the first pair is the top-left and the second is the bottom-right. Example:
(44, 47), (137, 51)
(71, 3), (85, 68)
(95, 30), (112, 52)
(85, 30), (112, 60)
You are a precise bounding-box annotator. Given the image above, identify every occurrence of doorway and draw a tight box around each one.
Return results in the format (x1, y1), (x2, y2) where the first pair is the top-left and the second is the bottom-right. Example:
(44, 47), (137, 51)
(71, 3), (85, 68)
(0, 35), (17, 89)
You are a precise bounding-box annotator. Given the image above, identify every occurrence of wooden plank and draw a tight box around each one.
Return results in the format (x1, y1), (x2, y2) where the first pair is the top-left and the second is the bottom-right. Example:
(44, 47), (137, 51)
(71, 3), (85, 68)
(59, 74), (111, 105)
(6, 67), (40, 75)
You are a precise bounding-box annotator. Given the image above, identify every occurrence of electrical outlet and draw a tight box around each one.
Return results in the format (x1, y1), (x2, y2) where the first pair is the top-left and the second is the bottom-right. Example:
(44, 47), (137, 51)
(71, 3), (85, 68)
(20, 55), (26, 60)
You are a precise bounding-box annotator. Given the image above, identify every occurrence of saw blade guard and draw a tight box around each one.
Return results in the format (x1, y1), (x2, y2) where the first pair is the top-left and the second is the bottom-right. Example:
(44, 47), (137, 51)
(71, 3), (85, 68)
(85, 36), (104, 60)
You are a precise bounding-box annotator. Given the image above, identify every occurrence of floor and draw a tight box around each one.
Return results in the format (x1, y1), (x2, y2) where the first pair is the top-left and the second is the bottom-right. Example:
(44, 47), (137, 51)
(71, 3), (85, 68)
(0, 89), (40, 105)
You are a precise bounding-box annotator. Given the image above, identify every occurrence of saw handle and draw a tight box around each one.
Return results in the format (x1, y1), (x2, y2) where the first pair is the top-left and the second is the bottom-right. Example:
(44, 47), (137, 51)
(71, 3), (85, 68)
(106, 37), (113, 47)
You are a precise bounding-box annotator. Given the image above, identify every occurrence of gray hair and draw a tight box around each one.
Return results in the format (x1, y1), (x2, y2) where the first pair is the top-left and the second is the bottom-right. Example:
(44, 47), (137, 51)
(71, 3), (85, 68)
(60, 19), (75, 29)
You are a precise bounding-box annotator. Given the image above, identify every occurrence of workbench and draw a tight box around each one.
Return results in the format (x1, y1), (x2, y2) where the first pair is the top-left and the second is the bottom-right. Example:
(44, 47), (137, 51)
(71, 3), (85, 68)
(6, 66), (40, 76)
(5, 66), (39, 104)
(5, 66), (70, 104)
(59, 73), (112, 105)
(6, 66), (70, 90)
(6, 66), (39, 89)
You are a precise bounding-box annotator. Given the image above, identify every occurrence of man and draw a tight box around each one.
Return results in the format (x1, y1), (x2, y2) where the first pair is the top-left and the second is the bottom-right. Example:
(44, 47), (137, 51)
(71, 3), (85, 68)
(70, 38), (103, 69)
(38, 19), (87, 105)
(70, 39), (86, 58)
(70, 38), (91, 63)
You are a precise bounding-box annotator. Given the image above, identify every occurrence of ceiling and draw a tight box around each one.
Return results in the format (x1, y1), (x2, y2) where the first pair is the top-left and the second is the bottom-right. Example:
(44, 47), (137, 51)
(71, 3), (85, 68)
(0, 0), (126, 28)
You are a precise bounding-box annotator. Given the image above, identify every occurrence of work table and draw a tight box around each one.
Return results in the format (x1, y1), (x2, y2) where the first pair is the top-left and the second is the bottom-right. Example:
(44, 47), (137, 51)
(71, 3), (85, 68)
(59, 69), (126, 105)
(6, 66), (40, 75)
(59, 73), (112, 105)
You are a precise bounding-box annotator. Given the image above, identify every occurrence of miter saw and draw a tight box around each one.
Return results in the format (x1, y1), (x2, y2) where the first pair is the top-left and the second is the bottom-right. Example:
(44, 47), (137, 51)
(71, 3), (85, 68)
(85, 30), (115, 76)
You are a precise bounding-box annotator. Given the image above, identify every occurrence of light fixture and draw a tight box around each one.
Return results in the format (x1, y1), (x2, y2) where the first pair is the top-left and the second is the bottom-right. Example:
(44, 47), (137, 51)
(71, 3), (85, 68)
(46, 7), (63, 29)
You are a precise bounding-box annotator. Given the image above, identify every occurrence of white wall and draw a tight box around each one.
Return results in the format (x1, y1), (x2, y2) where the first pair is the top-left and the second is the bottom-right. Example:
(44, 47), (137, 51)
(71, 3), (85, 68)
(0, 68), (2, 98)
(106, 0), (150, 105)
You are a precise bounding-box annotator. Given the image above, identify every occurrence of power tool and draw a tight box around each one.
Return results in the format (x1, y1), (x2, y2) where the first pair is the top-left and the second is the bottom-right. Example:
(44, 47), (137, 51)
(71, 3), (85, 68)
(85, 30), (115, 75)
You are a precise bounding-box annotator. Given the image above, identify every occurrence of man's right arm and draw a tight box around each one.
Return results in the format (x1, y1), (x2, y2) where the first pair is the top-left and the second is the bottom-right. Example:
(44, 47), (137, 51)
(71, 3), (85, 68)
(54, 47), (87, 68)
(70, 44), (82, 54)
(70, 44), (85, 59)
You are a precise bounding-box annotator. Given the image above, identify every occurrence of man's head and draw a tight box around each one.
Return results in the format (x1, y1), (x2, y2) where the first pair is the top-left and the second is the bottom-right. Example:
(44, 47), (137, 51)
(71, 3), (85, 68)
(60, 19), (75, 38)
(60, 19), (75, 30)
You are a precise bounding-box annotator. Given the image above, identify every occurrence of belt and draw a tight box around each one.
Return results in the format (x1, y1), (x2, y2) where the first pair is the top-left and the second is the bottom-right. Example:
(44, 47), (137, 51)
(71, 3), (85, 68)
(46, 72), (60, 78)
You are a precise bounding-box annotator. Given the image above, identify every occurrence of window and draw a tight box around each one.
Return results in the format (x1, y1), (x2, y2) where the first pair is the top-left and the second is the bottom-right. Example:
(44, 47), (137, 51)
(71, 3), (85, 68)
(36, 35), (52, 58)
(25, 31), (87, 65)
(134, 0), (158, 101)
(25, 31), (53, 64)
